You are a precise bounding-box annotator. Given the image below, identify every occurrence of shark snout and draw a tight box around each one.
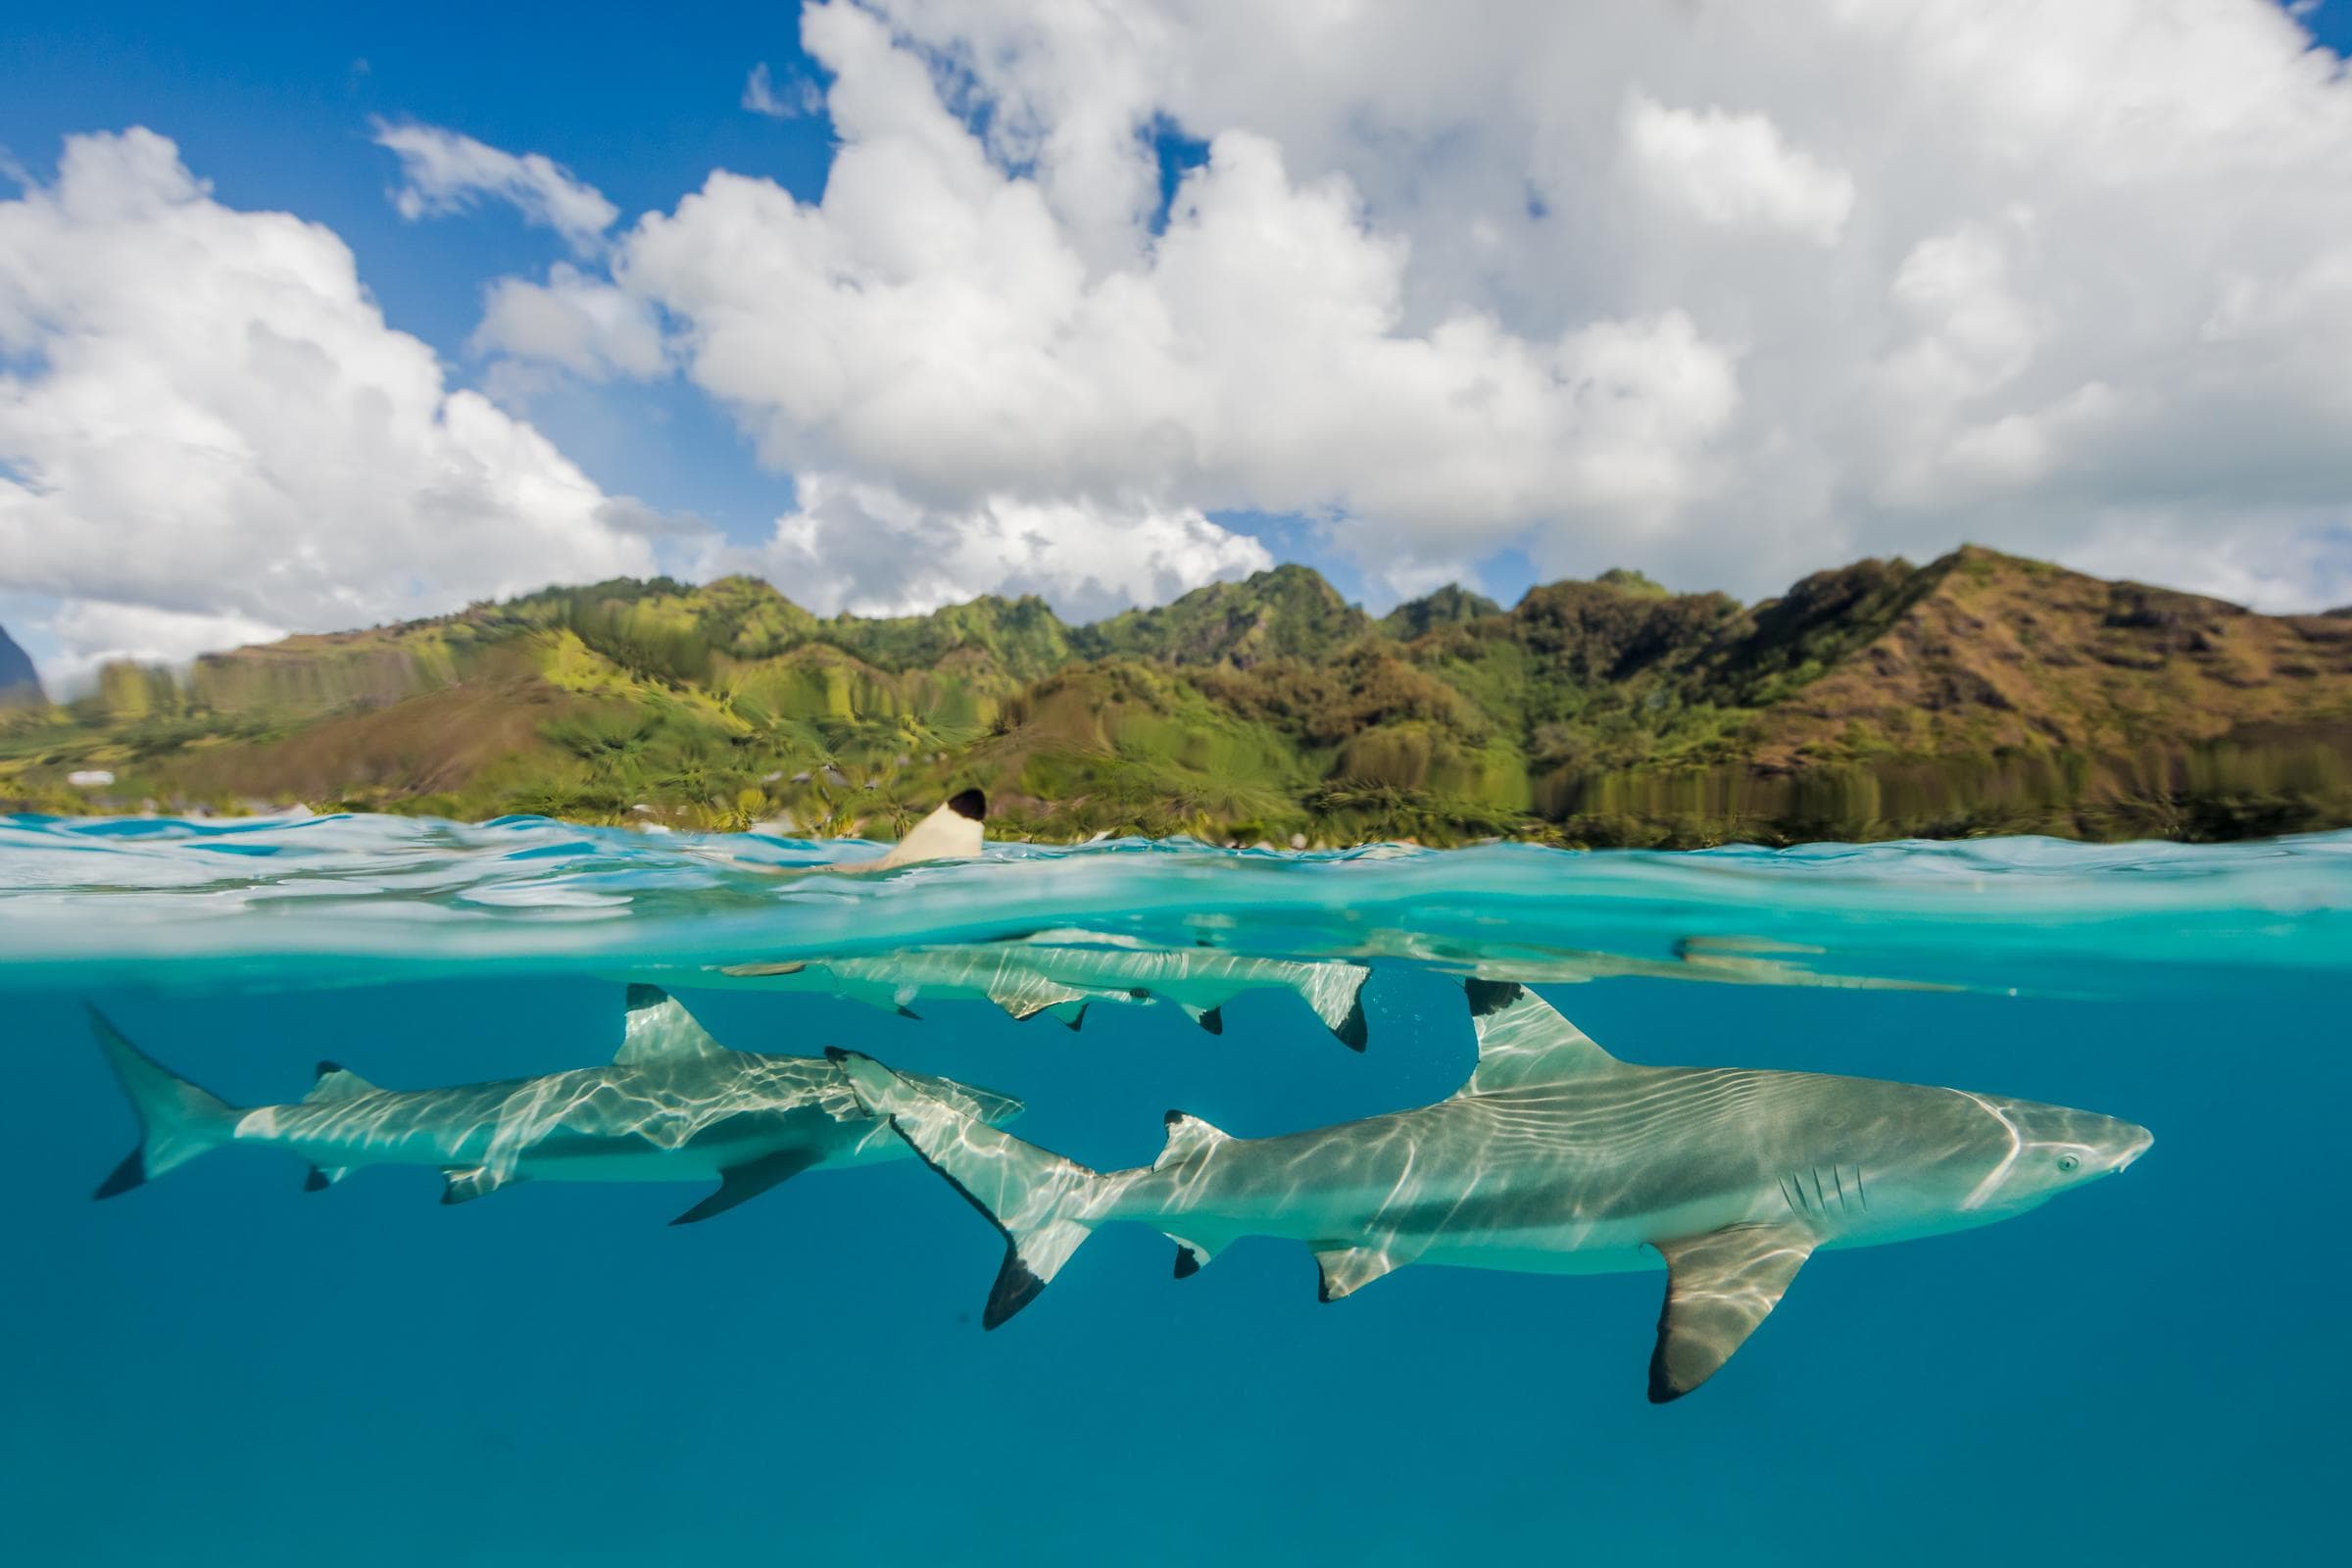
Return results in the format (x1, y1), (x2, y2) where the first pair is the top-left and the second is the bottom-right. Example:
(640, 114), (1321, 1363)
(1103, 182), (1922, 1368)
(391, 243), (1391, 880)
(2108, 1123), (2154, 1174)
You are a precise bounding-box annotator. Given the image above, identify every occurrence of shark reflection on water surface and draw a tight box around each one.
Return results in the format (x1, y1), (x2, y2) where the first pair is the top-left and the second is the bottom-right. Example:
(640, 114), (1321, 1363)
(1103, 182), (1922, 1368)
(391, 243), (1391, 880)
(835, 980), (2152, 1401)
(90, 986), (1022, 1224)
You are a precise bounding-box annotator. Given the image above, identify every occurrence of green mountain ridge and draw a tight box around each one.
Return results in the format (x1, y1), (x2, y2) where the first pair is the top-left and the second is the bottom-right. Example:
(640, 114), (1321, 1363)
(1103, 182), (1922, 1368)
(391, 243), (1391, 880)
(0, 624), (42, 708)
(5, 547), (2349, 846)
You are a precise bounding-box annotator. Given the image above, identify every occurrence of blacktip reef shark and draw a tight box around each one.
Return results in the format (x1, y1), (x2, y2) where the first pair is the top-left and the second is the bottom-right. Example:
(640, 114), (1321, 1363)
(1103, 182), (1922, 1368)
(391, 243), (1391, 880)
(90, 985), (1022, 1224)
(831, 981), (2151, 1401)
(718, 934), (1373, 1048)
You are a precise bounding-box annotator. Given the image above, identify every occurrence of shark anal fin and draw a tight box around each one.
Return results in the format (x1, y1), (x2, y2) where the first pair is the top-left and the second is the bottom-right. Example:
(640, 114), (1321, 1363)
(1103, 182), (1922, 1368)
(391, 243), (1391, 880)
(302, 1165), (350, 1192)
(1649, 1223), (1816, 1402)
(440, 1165), (522, 1205)
(615, 987), (732, 1064)
(669, 1147), (822, 1226)
(1314, 1243), (1410, 1302)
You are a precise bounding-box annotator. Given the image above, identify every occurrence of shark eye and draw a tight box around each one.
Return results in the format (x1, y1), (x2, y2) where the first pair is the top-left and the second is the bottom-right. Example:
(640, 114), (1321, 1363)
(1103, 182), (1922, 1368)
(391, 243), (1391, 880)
(2056, 1153), (2082, 1174)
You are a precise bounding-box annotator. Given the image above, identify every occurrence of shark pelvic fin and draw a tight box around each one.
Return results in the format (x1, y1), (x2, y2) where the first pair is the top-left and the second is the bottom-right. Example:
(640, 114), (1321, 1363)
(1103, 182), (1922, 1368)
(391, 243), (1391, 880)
(1154, 1109), (1231, 1170)
(1053, 1002), (1089, 1032)
(302, 1165), (351, 1192)
(1169, 1235), (1216, 1277)
(669, 1147), (822, 1225)
(1648, 1223), (1816, 1402)
(440, 1165), (523, 1204)
(614, 986), (731, 1064)
(1459, 981), (1623, 1094)
(1314, 1243), (1411, 1302)
(304, 1061), (379, 1102)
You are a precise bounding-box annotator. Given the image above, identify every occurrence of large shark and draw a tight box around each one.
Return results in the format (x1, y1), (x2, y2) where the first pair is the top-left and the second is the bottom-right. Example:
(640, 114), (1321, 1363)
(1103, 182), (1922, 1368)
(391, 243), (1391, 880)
(718, 934), (1373, 1048)
(91, 986), (1022, 1224)
(831, 980), (2152, 1400)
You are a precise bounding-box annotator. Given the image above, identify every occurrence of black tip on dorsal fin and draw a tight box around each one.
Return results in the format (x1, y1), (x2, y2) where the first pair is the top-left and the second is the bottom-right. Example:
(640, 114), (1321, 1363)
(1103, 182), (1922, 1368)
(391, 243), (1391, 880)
(1197, 1006), (1223, 1035)
(93, 1151), (145, 1200)
(1334, 996), (1369, 1052)
(948, 788), (986, 821)
(824, 1046), (852, 1062)
(1464, 979), (1524, 1017)
(315, 1060), (344, 1080)
(1173, 1246), (1200, 1279)
(625, 983), (668, 1011)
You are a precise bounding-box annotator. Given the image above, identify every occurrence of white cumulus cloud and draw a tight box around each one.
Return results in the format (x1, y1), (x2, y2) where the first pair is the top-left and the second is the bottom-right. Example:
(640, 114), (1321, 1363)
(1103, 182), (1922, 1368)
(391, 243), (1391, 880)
(1620, 92), (1855, 244)
(736, 477), (1272, 620)
(372, 120), (617, 255)
(0, 128), (660, 675)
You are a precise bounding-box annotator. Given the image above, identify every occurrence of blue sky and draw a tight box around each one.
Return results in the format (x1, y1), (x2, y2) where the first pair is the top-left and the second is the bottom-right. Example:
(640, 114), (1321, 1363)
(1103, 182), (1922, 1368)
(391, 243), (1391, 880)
(4, 3), (2351, 685)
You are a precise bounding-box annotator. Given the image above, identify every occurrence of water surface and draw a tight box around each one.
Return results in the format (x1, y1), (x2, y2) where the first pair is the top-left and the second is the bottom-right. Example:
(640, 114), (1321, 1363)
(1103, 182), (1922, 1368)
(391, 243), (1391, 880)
(7, 815), (2345, 1563)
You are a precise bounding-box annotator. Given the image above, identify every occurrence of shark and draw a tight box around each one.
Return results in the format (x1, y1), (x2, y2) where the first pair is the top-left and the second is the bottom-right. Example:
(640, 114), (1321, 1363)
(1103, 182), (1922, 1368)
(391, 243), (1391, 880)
(717, 934), (1373, 1048)
(90, 985), (1023, 1224)
(830, 979), (2152, 1401)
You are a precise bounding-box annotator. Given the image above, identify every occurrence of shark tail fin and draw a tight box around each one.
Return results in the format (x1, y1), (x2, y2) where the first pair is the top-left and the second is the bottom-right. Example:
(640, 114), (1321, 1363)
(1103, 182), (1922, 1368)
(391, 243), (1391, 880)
(1296, 962), (1372, 1051)
(89, 1007), (241, 1199)
(829, 1048), (1105, 1329)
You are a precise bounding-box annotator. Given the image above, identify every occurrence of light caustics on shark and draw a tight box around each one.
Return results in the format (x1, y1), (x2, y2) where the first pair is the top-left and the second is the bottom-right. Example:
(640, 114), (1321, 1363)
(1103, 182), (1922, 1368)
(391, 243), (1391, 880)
(833, 981), (2153, 1402)
(90, 987), (1022, 1224)
(716, 934), (1372, 1048)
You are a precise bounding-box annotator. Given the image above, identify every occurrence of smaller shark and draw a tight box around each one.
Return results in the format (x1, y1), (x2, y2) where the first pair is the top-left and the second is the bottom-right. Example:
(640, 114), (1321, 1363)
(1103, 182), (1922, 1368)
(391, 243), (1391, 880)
(91, 986), (1022, 1224)
(717, 935), (1372, 1048)
(831, 981), (2151, 1400)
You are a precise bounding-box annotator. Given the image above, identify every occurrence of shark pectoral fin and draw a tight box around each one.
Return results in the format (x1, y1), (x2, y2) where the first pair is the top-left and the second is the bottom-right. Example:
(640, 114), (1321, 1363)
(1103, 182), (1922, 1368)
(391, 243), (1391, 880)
(440, 1166), (522, 1205)
(991, 980), (1090, 1022)
(302, 1165), (351, 1192)
(668, 1147), (823, 1226)
(614, 986), (732, 1064)
(1314, 1243), (1411, 1302)
(1649, 1223), (1816, 1403)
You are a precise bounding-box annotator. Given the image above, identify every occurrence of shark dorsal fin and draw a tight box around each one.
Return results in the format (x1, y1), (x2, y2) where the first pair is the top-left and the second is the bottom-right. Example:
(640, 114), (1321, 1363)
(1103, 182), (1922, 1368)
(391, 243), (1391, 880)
(864, 790), (985, 871)
(1154, 1109), (1231, 1170)
(304, 1061), (379, 1102)
(614, 985), (731, 1065)
(1459, 981), (1623, 1094)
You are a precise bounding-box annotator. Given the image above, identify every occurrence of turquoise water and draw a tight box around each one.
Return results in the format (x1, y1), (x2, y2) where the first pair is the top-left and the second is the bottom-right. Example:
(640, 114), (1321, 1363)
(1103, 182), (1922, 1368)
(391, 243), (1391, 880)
(6, 814), (2348, 1563)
